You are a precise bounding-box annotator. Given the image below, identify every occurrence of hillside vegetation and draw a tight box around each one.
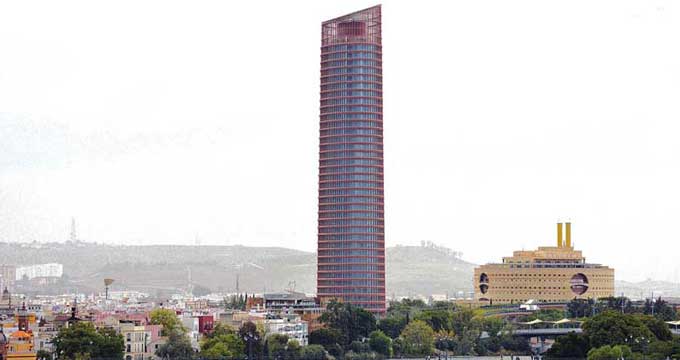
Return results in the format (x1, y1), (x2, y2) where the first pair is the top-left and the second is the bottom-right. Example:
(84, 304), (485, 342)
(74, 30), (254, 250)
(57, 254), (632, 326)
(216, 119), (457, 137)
(0, 241), (474, 297)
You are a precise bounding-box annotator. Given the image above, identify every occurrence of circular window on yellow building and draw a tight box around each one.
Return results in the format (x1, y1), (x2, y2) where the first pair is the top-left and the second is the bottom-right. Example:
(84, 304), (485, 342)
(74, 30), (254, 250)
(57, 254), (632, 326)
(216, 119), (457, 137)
(479, 273), (489, 294)
(570, 273), (589, 295)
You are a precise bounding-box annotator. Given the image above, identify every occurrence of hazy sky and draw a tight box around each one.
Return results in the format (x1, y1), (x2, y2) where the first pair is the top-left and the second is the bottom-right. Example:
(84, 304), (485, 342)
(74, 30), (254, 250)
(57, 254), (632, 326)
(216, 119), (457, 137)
(1, 0), (679, 283)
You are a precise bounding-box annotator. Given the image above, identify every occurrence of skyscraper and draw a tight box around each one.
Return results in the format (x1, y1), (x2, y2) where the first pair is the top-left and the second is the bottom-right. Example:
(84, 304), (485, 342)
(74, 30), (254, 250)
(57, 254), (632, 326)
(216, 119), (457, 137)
(317, 5), (385, 314)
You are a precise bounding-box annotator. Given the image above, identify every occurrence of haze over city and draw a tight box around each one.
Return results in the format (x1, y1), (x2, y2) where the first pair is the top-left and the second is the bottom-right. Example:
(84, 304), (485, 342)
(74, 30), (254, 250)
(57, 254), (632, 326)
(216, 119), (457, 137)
(2, 0), (680, 285)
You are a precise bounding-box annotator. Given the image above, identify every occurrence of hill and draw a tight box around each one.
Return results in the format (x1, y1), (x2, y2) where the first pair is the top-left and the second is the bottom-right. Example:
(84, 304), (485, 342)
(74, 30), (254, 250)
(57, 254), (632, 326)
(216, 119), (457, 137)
(0, 241), (475, 297)
(4, 241), (677, 299)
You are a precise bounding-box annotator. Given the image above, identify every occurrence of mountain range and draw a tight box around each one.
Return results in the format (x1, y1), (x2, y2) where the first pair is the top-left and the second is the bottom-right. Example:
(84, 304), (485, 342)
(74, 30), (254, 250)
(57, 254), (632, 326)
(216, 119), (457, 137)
(1, 241), (679, 300)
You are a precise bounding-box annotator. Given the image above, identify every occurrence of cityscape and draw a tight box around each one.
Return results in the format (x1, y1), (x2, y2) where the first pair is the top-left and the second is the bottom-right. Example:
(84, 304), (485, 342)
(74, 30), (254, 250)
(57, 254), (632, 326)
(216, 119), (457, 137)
(2, 2), (680, 360)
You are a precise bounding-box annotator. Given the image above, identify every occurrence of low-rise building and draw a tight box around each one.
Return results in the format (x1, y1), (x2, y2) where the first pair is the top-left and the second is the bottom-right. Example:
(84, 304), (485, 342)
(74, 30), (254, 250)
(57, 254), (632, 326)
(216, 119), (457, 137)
(119, 322), (163, 360)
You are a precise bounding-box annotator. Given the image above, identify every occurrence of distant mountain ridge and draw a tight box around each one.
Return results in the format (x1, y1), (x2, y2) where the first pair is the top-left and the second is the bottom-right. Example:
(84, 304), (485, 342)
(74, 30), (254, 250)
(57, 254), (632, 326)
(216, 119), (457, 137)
(0, 242), (474, 297)
(2, 241), (679, 299)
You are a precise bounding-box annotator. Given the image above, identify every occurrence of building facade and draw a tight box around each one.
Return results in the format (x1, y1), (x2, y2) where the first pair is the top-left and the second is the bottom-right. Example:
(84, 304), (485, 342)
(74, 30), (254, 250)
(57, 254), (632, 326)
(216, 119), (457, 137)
(317, 5), (386, 315)
(474, 223), (615, 304)
(264, 315), (309, 346)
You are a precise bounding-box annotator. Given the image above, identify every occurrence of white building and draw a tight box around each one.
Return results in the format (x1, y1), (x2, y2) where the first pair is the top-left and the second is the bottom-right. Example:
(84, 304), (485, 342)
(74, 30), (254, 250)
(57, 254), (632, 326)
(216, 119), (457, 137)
(264, 314), (308, 346)
(15, 263), (63, 280)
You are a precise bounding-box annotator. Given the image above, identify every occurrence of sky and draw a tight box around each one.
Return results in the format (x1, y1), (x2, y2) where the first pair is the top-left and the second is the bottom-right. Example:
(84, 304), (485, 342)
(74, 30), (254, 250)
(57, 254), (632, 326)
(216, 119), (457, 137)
(1, 0), (679, 283)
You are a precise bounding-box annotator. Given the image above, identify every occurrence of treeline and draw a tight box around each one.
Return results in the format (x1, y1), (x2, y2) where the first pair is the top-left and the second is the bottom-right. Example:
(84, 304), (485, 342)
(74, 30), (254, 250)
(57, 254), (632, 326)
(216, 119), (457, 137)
(548, 296), (680, 360)
(566, 296), (678, 321)
(308, 299), (531, 359)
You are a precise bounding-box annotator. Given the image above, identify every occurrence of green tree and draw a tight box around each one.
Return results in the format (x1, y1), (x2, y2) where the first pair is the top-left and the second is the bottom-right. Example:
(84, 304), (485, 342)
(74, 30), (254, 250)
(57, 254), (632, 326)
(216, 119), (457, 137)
(644, 298), (678, 321)
(200, 323), (245, 360)
(648, 340), (673, 359)
(546, 332), (591, 359)
(368, 330), (392, 357)
(522, 309), (566, 322)
(455, 329), (480, 355)
(582, 311), (654, 352)
(587, 345), (631, 360)
(36, 349), (52, 360)
(309, 327), (343, 356)
(377, 316), (407, 339)
(414, 309), (452, 332)
(399, 319), (435, 356)
(567, 298), (596, 318)
(319, 300), (376, 346)
(386, 298), (427, 318)
(392, 337), (405, 357)
(299, 344), (328, 360)
(635, 314), (673, 341)
(434, 330), (456, 352)
(597, 296), (635, 314)
(150, 308), (184, 336)
(450, 308), (475, 335)
(156, 328), (195, 360)
(52, 321), (124, 360)
(238, 321), (263, 360)
(267, 334), (300, 360)
(349, 340), (370, 353)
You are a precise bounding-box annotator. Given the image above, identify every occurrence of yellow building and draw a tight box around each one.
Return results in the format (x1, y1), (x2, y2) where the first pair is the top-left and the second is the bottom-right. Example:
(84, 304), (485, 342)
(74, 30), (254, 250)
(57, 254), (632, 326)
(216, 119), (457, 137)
(474, 222), (614, 304)
(5, 305), (36, 360)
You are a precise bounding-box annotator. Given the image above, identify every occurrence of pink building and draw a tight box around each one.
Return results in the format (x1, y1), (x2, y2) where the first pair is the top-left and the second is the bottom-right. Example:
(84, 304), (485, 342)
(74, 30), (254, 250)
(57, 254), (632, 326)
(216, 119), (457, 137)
(317, 5), (386, 315)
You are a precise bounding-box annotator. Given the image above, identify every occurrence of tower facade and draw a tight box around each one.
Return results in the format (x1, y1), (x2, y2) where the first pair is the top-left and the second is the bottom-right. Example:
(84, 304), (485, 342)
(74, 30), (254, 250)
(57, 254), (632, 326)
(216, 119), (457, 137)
(317, 5), (386, 314)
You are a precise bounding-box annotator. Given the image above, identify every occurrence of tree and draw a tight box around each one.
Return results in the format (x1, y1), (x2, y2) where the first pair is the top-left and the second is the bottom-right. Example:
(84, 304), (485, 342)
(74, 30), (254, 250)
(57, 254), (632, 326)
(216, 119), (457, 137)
(434, 330), (456, 352)
(156, 328), (195, 360)
(368, 330), (392, 357)
(635, 314), (673, 341)
(648, 340), (673, 359)
(597, 296), (635, 314)
(414, 309), (452, 332)
(377, 316), (407, 339)
(582, 311), (654, 352)
(52, 321), (125, 360)
(546, 332), (591, 359)
(567, 298), (596, 318)
(309, 328), (343, 357)
(454, 329), (480, 355)
(387, 298), (427, 318)
(349, 340), (370, 354)
(150, 308), (183, 336)
(450, 309), (475, 335)
(587, 345), (631, 360)
(399, 319), (435, 356)
(319, 300), (376, 346)
(299, 345), (328, 360)
(238, 321), (263, 360)
(36, 349), (52, 360)
(200, 323), (244, 360)
(267, 334), (300, 360)
(644, 298), (678, 322)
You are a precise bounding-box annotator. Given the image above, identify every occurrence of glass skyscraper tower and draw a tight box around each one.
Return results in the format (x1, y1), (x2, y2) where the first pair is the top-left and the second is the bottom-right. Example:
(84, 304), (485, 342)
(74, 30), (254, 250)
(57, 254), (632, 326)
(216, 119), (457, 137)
(317, 5), (385, 314)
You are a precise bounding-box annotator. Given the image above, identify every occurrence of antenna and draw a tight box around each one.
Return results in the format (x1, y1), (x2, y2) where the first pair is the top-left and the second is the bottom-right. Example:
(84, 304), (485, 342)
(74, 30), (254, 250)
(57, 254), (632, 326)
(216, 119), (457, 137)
(70, 217), (78, 242)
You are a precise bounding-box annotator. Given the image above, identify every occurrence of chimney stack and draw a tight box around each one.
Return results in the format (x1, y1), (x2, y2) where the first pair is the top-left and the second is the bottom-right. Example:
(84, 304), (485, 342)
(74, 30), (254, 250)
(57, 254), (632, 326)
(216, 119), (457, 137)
(565, 222), (572, 248)
(557, 222), (563, 247)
